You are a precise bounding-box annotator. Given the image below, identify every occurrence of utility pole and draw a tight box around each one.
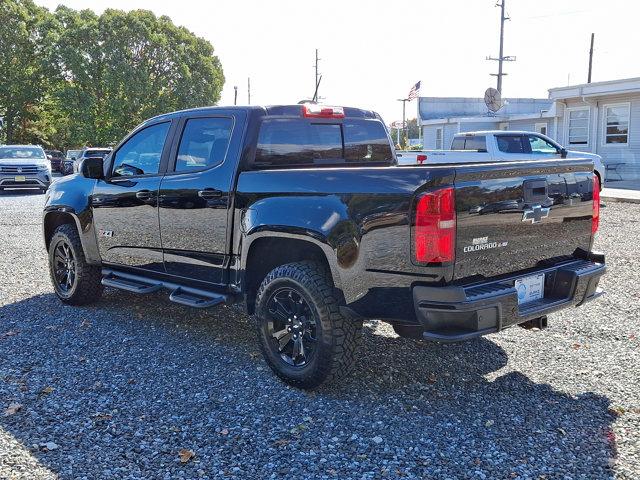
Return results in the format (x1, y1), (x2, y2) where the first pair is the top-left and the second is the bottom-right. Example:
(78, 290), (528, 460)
(486, 0), (516, 93)
(247, 77), (251, 105)
(397, 98), (409, 148)
(234, 86), (238, 105)
(588, 33), (595, 83)
(313, 49), (321, 102)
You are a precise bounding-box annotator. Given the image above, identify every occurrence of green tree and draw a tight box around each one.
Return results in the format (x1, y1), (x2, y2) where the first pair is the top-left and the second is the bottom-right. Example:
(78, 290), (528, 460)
(50, 7), (225, 147)
(0, 3), (224, 148)
(0, 0), (51, 144)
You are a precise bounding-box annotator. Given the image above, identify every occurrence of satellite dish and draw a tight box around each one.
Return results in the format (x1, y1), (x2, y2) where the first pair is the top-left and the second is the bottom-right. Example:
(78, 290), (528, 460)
(484, 87), (503, 113)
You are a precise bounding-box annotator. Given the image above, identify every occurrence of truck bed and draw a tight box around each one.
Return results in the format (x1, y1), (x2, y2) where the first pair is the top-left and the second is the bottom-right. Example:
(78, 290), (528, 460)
(235, 157), (598, 323)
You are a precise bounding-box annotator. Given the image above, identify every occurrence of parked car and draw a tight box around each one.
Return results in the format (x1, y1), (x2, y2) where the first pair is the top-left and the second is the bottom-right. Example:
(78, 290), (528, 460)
(0, 145), (51, 193)
(43, 104), (605, 388)
(45, 149), (64, 172)
(396, 130), (606, 188)
(62, 147), (112, 175)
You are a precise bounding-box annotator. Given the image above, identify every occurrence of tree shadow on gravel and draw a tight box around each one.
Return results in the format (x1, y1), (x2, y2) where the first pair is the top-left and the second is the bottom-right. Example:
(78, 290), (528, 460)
(0, 292), (617, 479)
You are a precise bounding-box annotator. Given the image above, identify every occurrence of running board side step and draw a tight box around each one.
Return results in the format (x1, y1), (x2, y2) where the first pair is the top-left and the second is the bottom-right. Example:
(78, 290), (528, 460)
(169, 288), (226, 309)
(102, 273), (162, 294)
(101, 269), (231, 309)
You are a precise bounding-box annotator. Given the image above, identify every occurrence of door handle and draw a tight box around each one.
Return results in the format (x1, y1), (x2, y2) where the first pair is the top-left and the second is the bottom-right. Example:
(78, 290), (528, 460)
(136, 190), (153, 200)
(198, 189), (223, 199)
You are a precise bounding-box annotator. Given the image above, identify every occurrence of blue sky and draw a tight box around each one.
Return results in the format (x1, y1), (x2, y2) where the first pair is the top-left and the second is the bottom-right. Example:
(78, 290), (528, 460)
(36, 0), (640, 124)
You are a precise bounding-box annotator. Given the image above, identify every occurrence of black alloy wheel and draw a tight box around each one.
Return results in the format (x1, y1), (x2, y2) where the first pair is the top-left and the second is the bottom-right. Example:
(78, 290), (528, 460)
(53, 240), (76, 294)
(48, 223), (103, 305)
(265, 287), (318, 367)
(254, 261), (362, 389)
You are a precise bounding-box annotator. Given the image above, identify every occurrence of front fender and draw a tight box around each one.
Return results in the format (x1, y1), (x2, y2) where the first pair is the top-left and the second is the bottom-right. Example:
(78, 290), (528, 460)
(43, 176), (101, 264)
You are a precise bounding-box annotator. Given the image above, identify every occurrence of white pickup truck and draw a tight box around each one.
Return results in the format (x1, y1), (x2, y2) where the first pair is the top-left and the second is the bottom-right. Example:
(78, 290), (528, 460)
(396, 130), (605, 186)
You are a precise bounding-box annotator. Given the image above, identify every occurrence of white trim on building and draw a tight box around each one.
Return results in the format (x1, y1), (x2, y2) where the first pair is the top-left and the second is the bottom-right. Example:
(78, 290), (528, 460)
(601, 102), (631, 147)
(564, 106), (590, 147)
(435, 127), (443, 149)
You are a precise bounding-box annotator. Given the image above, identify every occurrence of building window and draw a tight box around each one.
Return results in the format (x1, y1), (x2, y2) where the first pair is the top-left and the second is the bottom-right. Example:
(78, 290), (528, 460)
(535, 123), (547, 136)
(603, 103), (630, 145)
(566, 108), (589, 145)
(435, 127), (443, 149)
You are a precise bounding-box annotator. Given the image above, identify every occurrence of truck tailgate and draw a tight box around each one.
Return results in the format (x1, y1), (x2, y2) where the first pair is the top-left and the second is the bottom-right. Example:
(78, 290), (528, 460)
(453, 159), (595, 281)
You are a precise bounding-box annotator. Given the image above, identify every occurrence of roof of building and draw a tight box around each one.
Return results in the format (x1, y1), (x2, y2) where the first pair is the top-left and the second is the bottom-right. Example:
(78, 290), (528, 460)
(418, 97), (552, 122)
(549, 76), (640, 100)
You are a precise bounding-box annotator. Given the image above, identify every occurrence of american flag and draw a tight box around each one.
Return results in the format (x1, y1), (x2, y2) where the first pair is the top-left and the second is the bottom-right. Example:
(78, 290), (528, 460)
(408, 81), (421, 100)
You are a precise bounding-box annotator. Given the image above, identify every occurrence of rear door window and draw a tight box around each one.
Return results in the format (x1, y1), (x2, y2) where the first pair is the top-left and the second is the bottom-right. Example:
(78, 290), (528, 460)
(496, 135), (531, 154)
(254, 119), (392, 168)
(175, 117), (233, 171)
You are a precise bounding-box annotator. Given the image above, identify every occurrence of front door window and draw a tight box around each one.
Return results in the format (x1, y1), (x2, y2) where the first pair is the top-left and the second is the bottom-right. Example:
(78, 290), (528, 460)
(526, 135), (558, 154)
(112, 122), (170, 177)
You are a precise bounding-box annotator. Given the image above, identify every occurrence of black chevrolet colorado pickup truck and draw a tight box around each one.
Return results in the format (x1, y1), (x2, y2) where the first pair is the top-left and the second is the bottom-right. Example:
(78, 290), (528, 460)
(43, 104), (605, 388)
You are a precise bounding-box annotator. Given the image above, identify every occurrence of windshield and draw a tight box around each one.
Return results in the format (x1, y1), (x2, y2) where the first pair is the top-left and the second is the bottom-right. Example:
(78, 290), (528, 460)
(0, 146), (46, 160)
(66, 150), (81, 160)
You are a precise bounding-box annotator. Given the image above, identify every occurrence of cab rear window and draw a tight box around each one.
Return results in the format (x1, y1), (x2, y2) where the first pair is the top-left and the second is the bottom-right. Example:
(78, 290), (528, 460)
(451, 135), (487, 151)
(254, 118), (393, 168)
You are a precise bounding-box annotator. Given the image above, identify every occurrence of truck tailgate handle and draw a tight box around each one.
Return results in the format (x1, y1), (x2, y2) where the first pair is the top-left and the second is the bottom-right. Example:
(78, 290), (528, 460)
(198, 189), (223, 199)
(523, 179), (549, 203)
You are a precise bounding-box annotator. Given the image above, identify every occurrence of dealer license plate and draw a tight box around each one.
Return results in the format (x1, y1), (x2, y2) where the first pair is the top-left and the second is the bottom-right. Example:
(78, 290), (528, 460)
(14, 175), (26, 182)
(514, 273), (545, 305)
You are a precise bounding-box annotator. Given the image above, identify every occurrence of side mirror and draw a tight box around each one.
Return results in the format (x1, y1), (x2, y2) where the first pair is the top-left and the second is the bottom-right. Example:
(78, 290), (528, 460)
(81, 157), (104, 179)
(559, 148), (568, 159)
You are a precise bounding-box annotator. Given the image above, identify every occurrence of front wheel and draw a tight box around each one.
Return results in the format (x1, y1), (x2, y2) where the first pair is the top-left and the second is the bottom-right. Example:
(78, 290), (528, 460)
(255, 261), (362, 389)
(48, 224), (103, 305)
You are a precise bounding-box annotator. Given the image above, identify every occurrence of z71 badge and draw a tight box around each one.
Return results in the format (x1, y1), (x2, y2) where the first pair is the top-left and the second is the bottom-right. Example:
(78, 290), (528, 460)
(98, 229), (114, 238)
(463, 236), (508, 253)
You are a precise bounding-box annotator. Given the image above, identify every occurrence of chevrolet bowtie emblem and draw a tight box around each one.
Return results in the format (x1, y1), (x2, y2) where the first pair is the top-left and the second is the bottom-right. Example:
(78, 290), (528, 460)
(522, 205), (550, 224)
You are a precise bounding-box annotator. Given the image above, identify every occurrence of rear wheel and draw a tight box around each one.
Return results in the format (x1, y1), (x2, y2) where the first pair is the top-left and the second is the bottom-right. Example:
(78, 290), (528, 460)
(48, 224), (103, 305)
(255, 261), (361, 389)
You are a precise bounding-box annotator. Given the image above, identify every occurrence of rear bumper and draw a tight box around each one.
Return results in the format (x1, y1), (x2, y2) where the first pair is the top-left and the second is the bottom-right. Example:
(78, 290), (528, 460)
(413, 256), (606, 342)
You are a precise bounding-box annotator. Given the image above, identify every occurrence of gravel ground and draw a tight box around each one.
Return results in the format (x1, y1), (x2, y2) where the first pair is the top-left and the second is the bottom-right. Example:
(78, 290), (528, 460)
(0, 189), (638, 480)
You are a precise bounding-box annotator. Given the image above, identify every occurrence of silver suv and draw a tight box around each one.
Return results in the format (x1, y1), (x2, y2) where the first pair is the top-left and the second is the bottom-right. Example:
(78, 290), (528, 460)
(0, 145), (52, 193)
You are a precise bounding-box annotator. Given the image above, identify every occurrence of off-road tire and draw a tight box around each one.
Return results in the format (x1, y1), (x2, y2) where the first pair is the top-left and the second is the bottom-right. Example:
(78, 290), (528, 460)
(255, 261), (362, 389)
(48, 223), (103, 305)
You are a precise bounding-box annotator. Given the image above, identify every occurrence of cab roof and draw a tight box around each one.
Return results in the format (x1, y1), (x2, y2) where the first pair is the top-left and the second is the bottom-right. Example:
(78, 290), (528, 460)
(147, 104), (380, 123)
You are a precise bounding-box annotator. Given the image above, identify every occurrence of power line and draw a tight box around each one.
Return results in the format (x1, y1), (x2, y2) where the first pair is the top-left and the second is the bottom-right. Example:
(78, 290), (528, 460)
(486, 0), (516, 93)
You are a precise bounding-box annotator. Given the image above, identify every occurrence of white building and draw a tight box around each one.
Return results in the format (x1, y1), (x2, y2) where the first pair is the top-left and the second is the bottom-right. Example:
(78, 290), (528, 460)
(419, 77), (640, 184)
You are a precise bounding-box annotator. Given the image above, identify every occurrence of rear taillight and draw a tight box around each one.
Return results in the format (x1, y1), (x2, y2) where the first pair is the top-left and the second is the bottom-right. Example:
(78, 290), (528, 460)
(592, 174), (600, 234)
(301, 104), (345, 119)
(416, 154), (427, 164)
(413, 187), (456, 263)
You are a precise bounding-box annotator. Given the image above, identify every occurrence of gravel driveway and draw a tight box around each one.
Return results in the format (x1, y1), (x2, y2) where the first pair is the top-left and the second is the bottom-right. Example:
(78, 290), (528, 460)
(0, 190), (638, 479)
